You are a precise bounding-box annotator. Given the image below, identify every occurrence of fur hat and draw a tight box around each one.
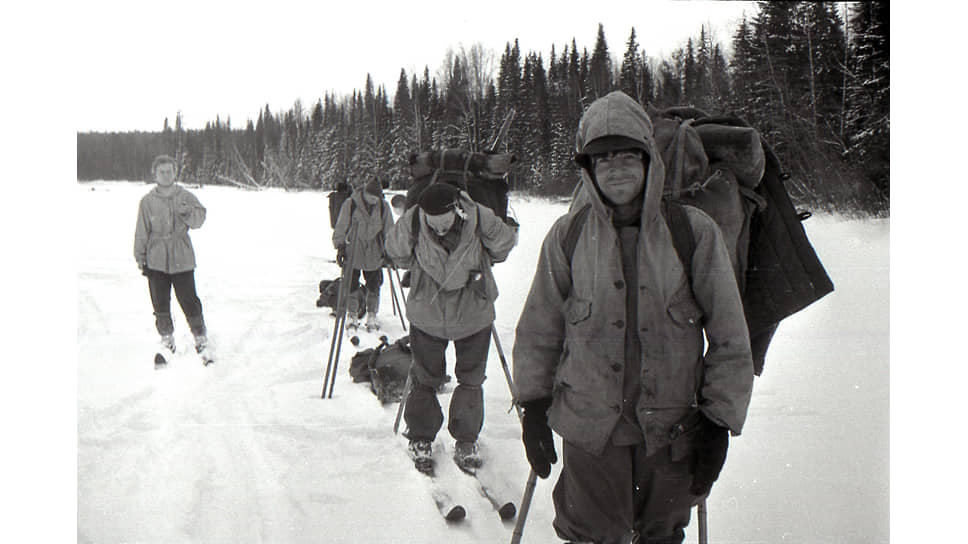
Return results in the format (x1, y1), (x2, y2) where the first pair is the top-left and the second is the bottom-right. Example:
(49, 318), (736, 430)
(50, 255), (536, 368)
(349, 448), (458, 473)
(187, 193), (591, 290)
(417, 183), (460, 215)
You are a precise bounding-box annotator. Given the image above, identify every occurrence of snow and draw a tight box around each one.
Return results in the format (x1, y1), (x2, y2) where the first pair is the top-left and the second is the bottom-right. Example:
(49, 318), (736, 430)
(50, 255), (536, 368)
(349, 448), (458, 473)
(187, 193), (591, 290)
(76, 181), (888, 543)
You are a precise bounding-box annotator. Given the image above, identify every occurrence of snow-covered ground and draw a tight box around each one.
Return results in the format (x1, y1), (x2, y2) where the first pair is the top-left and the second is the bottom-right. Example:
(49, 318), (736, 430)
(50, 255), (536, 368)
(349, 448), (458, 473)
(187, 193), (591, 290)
(76, 181), (888, 543)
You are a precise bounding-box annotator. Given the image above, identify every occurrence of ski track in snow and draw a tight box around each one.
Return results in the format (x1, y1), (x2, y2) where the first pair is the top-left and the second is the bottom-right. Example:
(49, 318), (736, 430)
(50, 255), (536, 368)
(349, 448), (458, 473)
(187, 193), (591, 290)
(77, 182), (888, 543)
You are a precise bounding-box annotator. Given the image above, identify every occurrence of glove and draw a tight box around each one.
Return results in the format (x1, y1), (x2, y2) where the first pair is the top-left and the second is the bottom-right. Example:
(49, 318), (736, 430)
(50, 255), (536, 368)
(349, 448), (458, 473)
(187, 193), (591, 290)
(521, 397), (557, 478)
(689, 413), (730, 496)
(138, 261), (148, 276)
(336, 243), (346, 267)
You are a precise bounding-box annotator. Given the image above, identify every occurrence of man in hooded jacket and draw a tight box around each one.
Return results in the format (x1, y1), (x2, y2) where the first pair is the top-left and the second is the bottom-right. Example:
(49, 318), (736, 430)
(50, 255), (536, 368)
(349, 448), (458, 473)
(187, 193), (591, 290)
(512, 91), (754, 543)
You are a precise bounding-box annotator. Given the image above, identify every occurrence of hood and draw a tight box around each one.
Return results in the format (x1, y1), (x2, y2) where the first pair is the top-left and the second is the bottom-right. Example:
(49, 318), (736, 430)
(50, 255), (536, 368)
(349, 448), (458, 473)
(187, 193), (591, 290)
(572, 91), (666, 226)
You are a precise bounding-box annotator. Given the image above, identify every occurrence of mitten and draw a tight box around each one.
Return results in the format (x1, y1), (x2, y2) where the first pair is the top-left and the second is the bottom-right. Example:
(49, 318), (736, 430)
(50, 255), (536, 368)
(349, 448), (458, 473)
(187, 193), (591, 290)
(336, 243), (347, 267)
(690, 413), (730, 496)
(521, 397), (557, 478)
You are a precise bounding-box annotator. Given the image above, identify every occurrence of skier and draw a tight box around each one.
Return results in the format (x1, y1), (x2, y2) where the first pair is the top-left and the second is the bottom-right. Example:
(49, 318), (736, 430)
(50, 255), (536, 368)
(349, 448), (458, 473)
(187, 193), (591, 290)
(332, 178), (394, 331)
(385, 183), (518, 473)
(512, 91), (754, 544)
(328, 180), (351, 229)
(133, 154), (212, 364)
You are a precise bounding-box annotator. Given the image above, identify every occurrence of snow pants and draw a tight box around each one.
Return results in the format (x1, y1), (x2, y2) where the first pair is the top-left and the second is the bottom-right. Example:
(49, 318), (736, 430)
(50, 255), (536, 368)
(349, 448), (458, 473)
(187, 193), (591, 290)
(403, 325), (490, 443)
(348, 268), (382, 316)
(146, 269), (206, 337)
(552, 441), (695, 544)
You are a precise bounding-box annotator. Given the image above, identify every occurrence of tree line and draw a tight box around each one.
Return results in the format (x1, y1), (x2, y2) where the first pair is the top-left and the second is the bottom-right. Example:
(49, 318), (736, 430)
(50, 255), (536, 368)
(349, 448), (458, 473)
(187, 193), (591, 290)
(76, 2), (888, 216)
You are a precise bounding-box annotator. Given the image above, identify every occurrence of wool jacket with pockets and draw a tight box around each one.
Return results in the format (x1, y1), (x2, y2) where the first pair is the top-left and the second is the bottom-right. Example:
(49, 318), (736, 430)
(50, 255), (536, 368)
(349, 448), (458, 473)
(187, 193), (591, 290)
(385, 192), (518, 340)
(332, 190), (395, 272)
(512, 91), (754, 458)
(133, 185), (206, 274)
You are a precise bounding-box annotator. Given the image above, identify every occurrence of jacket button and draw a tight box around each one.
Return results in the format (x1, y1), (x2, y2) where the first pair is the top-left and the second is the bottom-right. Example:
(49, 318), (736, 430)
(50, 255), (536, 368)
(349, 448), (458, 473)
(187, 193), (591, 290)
(614, 280), (624, 289)
(613, 320), (624, 328)
(611, 363), (621, 372)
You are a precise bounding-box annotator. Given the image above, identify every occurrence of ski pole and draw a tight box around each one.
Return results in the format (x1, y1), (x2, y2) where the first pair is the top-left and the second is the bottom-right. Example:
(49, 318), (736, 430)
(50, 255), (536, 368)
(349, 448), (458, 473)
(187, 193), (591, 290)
(323, 220), (361, 398)
(489, 325), (541, 544)
(511, 471), (538, 544)
(697, 499), (708, 544)
(392, 369), (412, 434)
(387, 268), (399, 317)
(386, 266), (407, 331)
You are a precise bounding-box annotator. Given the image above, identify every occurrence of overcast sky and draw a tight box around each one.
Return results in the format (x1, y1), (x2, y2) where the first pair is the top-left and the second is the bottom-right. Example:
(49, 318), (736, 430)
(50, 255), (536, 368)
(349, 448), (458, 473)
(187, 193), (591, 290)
(72, 0), (759, 133)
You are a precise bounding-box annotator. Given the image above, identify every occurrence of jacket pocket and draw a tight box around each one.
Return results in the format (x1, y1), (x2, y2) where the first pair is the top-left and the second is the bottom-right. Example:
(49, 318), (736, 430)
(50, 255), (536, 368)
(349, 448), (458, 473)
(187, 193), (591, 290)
(564, 296), (592, 324)
(667, 295), (703, 327)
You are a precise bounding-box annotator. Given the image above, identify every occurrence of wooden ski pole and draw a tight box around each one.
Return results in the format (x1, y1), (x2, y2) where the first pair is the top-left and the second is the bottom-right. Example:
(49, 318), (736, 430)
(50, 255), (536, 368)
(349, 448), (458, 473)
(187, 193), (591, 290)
(323, 219), (362, 398)
(489, 325), (541, 544)
(386, 266), (407, 331)
(392, 370), (412, 434)
(698, 499), (708, 544)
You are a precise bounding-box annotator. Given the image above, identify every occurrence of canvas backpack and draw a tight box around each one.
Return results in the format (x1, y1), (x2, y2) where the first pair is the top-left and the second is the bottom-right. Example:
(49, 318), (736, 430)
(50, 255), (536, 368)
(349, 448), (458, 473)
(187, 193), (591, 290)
(404, 149), (515, 221)
(316, 276), (366, 318)
(563, 107), (834, 375)
(348, 335), (414, 404)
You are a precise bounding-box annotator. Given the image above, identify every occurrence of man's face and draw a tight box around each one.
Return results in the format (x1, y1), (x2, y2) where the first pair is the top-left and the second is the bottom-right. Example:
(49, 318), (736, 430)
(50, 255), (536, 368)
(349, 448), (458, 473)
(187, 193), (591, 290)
(424, 210), (456, 236)
(592, 149), (646, 205)
(154, 163), (176, 187)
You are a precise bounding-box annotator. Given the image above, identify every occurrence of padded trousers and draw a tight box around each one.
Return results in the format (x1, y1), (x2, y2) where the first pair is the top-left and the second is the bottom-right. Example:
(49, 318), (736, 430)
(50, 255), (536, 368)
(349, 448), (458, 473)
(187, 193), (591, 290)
(403, 325), (490, 443)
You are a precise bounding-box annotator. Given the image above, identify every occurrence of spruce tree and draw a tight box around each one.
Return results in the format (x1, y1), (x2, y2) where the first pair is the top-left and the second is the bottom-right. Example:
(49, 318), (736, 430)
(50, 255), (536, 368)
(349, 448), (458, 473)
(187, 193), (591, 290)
(588, 23), (612, 99)
(620, 28), (641, 101)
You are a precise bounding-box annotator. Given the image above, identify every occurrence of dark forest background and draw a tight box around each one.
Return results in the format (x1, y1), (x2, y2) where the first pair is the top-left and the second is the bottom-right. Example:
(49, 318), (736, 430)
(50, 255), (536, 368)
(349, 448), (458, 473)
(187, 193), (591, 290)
(76, 2), (888, 216)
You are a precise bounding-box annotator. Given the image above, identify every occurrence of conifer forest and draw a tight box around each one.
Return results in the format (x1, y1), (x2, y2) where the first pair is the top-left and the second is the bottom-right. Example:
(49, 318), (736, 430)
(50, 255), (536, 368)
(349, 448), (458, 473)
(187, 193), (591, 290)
(76, 2), (889, 216)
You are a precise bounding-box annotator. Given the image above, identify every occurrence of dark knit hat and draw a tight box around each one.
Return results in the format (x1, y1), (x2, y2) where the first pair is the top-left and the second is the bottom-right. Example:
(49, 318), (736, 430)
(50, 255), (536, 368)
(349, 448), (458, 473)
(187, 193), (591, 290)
(364, 178), (383, 197)
(417, 183), (460, 215)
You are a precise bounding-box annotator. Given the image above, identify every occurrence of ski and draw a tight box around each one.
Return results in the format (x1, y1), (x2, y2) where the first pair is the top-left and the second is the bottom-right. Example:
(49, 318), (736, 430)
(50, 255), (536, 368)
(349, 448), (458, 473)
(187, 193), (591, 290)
(457, 466), (516, 521)
(427, 477), (467, 522)
(154, 353), (168, 369)
(406, 439), (466, 522)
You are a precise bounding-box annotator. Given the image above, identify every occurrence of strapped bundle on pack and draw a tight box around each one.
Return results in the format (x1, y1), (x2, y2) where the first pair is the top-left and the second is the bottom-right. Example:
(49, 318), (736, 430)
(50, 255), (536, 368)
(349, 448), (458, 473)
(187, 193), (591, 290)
(649, 106), (834, 375)
(404, 109), (517, 221)
(404, 149), (515, 220)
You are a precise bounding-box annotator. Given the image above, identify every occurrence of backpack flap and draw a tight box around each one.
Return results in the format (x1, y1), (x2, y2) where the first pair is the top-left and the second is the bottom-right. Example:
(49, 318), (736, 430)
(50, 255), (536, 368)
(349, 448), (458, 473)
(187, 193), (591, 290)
(694, 123), (766, 190)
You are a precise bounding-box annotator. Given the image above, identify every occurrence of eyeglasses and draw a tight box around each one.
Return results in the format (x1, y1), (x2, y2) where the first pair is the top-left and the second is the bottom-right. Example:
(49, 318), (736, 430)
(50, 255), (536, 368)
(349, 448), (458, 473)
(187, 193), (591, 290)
(591, 150), (644, 168)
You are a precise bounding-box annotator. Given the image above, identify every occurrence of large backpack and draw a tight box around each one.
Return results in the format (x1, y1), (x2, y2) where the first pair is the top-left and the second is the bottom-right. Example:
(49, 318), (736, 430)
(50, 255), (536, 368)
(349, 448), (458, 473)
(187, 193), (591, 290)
(564, 107), (834, 376)
(404, 149), (515, 221)
(348, 335), (414, 404)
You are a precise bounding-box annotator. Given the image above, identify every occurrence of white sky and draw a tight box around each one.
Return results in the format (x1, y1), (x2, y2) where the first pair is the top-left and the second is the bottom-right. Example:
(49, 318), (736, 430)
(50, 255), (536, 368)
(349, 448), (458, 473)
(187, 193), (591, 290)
(71, 0), (759, 132)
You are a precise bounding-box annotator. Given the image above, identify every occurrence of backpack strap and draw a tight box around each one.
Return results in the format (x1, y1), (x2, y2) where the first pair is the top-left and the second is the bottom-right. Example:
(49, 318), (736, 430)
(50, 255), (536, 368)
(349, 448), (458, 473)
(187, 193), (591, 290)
(661, 199), (696, 283)
(561, 204), (592, 266)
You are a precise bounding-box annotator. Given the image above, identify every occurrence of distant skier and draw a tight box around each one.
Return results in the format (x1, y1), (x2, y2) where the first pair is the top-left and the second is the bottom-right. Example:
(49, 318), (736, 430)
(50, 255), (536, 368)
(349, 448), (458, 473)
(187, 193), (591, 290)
(513, 91), (754, 543)
(327, 180), (351, 229)
(333, 178), (394, 331)
(133, 154), (212, 365)
(385, 182), (518, 473)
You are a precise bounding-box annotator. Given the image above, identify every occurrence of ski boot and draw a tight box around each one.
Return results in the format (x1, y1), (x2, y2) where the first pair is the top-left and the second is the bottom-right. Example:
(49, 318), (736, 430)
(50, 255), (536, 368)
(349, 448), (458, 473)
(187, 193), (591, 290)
(195, 334), (214, 366)
(365, 313), (380, 333)
(155, 334), (175, 369)
(408, 439), (434, 475)
(453, 440), (483, 473)
(346, 314), (360, 331)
